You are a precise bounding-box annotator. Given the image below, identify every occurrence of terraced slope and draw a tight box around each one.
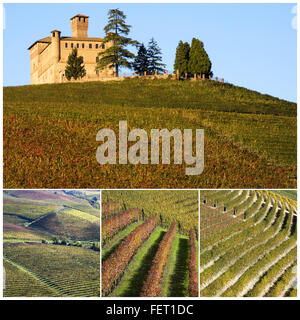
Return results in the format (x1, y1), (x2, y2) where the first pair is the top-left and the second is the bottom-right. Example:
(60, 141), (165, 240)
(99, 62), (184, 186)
(102, 190), (199, 297)
(200, 190), (297, 297)
(4, 244), (100, 297)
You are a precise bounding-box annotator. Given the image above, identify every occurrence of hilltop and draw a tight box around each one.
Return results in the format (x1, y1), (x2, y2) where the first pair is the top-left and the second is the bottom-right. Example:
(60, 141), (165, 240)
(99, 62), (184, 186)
(4, 79), (296, 116)
(3, 79), (297, 188)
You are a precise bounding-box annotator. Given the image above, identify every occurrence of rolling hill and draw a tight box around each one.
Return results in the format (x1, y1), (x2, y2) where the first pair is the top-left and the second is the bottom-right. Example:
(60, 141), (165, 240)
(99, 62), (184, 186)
(3, 79), (296, 188)
(3, 190), (100, 297)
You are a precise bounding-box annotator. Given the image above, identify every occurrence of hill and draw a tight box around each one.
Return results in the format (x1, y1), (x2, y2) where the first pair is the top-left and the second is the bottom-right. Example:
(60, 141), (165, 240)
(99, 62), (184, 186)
(3, 190), (100, 297)
(3, 79), (296, 188)
(200, 190), (297, 297)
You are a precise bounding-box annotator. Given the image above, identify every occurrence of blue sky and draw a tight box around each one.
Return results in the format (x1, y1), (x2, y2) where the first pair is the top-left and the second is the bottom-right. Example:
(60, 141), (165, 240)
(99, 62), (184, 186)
(3, 3), (297, 102)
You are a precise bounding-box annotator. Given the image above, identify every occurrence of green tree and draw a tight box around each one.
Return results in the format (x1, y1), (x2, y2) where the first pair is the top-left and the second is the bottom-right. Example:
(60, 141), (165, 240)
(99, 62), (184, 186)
(174, 40), (190, 76)
(65, 48), (86, 80)
(133, 43), (149, 75)
(147, 38), (166, 75)
(96, 9), (139, 77)
(188, 38), (212, 78)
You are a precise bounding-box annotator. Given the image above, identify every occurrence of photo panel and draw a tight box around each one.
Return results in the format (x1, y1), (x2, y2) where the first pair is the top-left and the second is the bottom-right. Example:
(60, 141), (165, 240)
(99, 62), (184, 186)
(3, 190), (100, 297)
(101, 190), (199, 297)
(200, 190), (297, 297)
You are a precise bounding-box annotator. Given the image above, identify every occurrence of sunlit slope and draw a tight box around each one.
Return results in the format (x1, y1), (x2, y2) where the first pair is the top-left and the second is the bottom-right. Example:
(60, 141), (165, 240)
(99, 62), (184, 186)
(200, 190), (297, 297)
(4, 79), (296, 188)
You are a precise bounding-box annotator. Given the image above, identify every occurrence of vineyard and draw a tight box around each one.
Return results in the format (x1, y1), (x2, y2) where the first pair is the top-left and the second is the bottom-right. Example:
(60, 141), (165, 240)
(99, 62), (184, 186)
(200, 190), (297, 297)
(4, 79), (296, 189)
(101, 190), (199, 297)
(3, 190), (100, 297)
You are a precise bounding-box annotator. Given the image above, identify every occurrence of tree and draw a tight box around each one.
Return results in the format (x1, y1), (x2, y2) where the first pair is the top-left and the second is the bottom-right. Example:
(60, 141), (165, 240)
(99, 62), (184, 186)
(174, 41), (190, 76)
(147, 38), (166, 75)
(133, 43), (149, 75)
(188, 38), (212, 78)
(65, 48), (86, 80)
(96, 9), (139, 77)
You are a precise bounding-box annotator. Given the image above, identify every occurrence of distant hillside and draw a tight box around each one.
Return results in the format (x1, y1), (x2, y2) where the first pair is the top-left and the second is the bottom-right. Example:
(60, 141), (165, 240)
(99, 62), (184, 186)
(3, 190), (100, 241)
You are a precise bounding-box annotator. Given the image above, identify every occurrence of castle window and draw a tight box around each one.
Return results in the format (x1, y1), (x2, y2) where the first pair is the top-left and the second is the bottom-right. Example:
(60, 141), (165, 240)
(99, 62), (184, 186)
(82, 43), (84, 48)
(96, 57), (99, 62)
(101, 44), (105, 49)
(77, 43), (79, 48)
(71, 43), (74, 48)
(89, 44), (92, 49)
(79, 17), (81, 21)
(52, 32), (55, 37)
(65, 43), (68, 48)
(95, 44), (98, 49)
(83, 18), (86, 22)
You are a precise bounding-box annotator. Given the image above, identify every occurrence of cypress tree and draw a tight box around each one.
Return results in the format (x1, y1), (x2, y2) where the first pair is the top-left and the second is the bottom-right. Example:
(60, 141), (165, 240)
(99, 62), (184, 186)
(65, 48), (86, 80)
(188, 38), (212, 78)
(133, 43), (149, 75)
(96, 9), (139, 77)
(174, 40), (190, 76)
(147, 38), (166, 75)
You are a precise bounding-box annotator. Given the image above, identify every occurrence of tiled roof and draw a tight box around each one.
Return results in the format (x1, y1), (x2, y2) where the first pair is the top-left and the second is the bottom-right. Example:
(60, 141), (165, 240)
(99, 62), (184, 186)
(70, 14), (89, 20)
(28, 36), (104, 50)
(27, 37), (51, 50)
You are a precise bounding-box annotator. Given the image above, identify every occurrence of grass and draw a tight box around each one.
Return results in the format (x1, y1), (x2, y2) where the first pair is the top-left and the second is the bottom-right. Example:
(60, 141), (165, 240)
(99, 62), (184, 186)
(110, 228), (165, 297)
(4, 79), (296, 188)
(102, 220), (143, 261)
(161, 235), (190, 297)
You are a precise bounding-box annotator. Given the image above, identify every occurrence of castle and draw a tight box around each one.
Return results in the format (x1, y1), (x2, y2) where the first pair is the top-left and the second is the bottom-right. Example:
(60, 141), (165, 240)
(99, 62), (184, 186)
(28, 14), (114, 84)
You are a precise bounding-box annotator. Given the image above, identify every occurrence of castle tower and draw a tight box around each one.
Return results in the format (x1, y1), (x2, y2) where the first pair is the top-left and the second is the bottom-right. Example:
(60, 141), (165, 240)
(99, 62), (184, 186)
(51, 30), (61, 62)
(71, 14), (89, 38)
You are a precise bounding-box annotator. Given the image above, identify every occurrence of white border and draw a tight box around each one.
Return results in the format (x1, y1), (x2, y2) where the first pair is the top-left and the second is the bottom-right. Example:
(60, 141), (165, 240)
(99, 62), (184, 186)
(1, 0), (299, 302)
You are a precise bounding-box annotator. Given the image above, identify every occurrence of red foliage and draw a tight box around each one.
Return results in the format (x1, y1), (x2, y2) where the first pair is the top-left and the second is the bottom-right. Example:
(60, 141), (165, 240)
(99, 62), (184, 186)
(102, 208), (140, 242)
(140, 221), (177, 297)
(102, 216), (157, 296)
(188, 228), (199, 297)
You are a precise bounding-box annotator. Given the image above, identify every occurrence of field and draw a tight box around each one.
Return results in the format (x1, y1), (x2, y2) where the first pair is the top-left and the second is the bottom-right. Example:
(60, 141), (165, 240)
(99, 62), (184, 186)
(200, 190), (297, 297)
(3, 79), (296, 188)
(101, 190), (199, 297)
(3, 190), (100, 297)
